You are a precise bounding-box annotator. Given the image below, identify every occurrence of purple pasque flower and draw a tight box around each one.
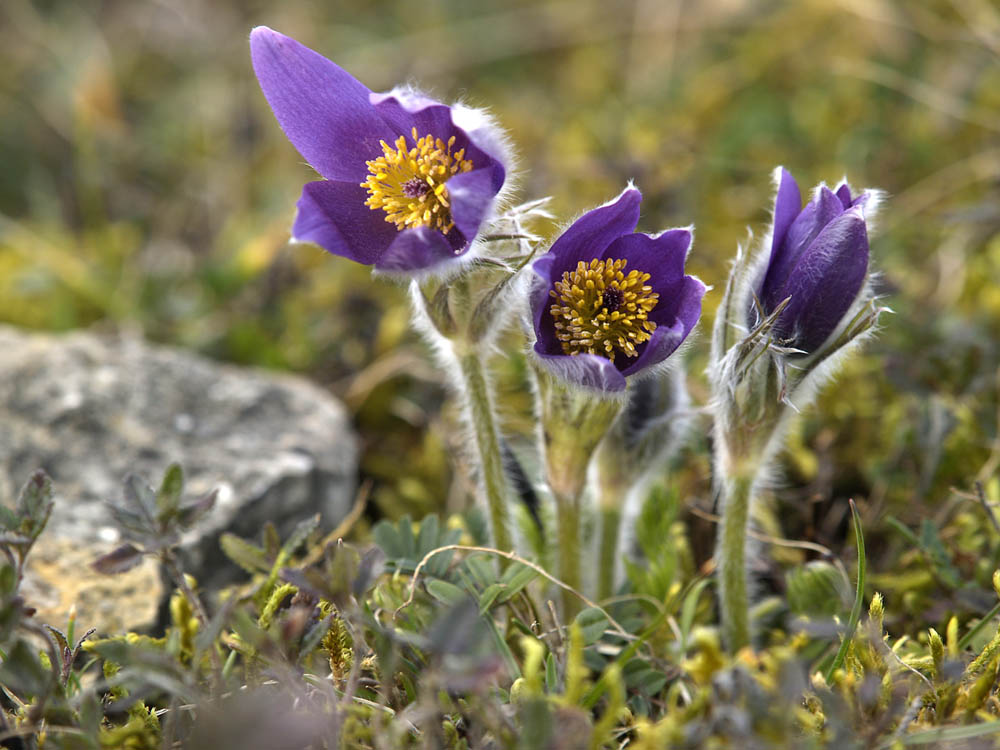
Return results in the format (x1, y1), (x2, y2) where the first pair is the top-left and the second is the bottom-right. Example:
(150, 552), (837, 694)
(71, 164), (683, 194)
(250, 27), (507, 274)
(530, 188), (706, 393)
(755, 167), (875, 353)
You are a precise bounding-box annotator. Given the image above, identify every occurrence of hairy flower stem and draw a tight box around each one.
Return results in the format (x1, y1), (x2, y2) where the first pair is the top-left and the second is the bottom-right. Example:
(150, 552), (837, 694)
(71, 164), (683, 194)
(457, 351), (513, 560)
(535, 368), (622, 618)
(597, 507), (621, 601)
(555, 490), (583, 618)
(717, 472), (755, 652)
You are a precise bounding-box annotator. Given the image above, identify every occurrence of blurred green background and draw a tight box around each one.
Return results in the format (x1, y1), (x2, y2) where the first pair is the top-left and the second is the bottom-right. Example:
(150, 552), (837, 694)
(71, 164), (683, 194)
(1, 0), (998, 590)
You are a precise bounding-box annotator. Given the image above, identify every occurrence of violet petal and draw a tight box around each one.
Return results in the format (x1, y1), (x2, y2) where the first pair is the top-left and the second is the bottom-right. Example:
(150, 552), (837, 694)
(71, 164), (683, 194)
(776, 207), (870, 351)
(835, 182), (853, 208)
(769, 168), (802, 267)
(602, 229), (691, 287)
(532, 346), (627, 393)
(375, 226), (463, 273)
(293, 180), (398, 266)
(762, 186), (843, 312)
(619, 319), (685, 377)
(448, 169), (499, 242)
(250, 27), (395, 182)
(544, 188), (642, 283)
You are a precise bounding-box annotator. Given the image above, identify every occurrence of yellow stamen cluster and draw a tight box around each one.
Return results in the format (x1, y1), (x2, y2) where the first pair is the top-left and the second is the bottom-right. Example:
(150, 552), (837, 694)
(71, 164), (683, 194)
(361, 127), (473, 234)
(549, 258), (659, 362)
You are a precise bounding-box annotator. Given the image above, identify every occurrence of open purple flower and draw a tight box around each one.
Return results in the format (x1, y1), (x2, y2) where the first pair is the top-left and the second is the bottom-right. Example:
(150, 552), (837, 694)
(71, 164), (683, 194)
(755, 168), (875, 353)
(529, 188), (706, 393)
(250, 27), (508, 274)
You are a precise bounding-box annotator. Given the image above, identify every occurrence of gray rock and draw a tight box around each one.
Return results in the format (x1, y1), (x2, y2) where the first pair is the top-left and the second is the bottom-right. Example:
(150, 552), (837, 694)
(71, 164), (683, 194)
(0, 325), (357, 631)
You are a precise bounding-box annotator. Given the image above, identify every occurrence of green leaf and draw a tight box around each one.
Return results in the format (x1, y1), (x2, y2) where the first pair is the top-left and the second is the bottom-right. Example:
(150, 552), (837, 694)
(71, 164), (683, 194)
(623, 657), (668, 697)
(415, 514), (439, 559)
(220, 533), (270, 574)
(497, 563), (537, 603)
(462, 554), (496, 589)
(155, 463), (184, 525)
(15, 470), (54, 540)
(372, 518), (405, 559)
(478, 583), (505, 614)
(263, 521), (281, 560)
(278, 514), (320, 564)
(0, 505), (19, 531)
(918, 518), (961, 588)
(0, 639), (52, 698)
(825, 499), (866, 682)
(574, 608), (610, 646)
(44, 624), (70, 657)
(122, 474), (156, 523)
(300, 612), (335, 657)
(679, 577), (712, 648)
(426, 579), (466, 606)
(896, 721), (1000, 746)
(544, 652), (558, 694)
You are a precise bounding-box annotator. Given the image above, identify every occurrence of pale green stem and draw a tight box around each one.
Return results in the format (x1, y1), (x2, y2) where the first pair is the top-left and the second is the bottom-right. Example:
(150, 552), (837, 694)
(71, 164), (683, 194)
(457, 351), (513, 559)
(717, 472), (755, 652)
(597, 507), (621, 601)
(555, 490), (582, 618)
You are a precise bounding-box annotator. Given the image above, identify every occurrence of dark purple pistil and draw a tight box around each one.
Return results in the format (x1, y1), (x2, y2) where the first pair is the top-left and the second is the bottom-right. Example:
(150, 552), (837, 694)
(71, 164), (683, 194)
(601, 286), (624, 313)
(402, 178), (431, 198)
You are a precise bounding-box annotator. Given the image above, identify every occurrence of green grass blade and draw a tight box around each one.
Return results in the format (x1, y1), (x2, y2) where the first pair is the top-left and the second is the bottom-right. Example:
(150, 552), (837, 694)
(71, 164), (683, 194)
(825, 499), (866, 683)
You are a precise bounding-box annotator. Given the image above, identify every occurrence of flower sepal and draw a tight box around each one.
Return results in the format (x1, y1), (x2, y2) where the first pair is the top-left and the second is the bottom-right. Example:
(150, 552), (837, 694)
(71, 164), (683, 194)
(534, 363), (624, 504)
(412, 198), (551, 347)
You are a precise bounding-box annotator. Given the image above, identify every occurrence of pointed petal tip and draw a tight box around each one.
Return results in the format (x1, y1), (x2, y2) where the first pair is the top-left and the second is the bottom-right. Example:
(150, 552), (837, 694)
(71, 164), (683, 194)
(249, 25), (282, 47)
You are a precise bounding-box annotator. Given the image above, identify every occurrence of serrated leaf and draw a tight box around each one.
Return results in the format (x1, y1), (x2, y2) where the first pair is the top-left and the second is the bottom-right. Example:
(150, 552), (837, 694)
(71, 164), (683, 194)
(220, 533), (270, 574)
(176, 488), (217, 529)
(44, 624), (69, 656)
(104, 504), (152, 538)
(155, 463), (184, 525)
(574, 607), (610, 646)
(279, 514), (320, 563)
(91, 543), (144, 575)
(122, 474), (156, 522)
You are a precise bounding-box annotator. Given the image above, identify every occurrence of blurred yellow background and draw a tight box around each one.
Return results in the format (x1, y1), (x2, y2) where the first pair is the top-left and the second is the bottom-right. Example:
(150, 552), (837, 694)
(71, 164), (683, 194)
(1, 0), (998, 549)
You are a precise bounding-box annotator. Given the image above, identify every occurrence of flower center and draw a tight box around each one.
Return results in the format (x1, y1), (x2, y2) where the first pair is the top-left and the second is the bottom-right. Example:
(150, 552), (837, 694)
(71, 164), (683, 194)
(549, 258), (659, 363)
(361, 127), (474, 235)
